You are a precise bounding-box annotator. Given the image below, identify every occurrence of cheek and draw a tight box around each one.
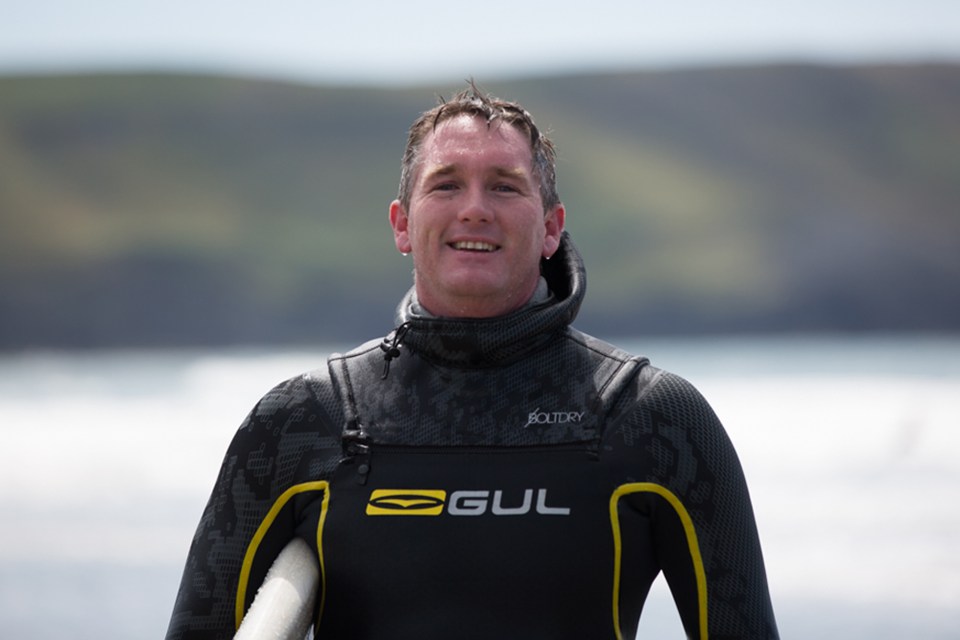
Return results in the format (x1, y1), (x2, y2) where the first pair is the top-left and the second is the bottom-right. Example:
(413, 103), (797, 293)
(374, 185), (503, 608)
(409, 213), (445, 248)
(406, 222), (436, 260)
(408, 221), (427, 250)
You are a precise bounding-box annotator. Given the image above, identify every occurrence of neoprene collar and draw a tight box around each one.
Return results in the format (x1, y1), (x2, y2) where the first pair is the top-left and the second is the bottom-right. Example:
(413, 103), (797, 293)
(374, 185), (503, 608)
(381, 231), (586, 369)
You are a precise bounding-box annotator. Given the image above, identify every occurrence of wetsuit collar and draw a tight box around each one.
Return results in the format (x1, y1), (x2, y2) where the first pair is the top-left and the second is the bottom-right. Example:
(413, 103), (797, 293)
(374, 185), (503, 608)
(409, 277), (551, 318)
(388, 231), (585, 368)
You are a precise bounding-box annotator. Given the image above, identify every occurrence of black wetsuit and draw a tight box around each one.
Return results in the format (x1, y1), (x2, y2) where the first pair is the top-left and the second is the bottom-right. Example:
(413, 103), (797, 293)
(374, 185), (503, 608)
(166, 233), (779, 639)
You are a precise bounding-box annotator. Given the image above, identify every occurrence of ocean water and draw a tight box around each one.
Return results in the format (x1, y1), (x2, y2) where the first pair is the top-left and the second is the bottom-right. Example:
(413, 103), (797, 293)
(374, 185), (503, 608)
(1, 335), (958, 639)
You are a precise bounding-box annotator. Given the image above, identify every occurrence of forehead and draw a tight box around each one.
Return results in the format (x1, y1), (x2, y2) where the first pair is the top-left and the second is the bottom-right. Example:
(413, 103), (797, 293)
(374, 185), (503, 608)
(418, 114), (534, 174)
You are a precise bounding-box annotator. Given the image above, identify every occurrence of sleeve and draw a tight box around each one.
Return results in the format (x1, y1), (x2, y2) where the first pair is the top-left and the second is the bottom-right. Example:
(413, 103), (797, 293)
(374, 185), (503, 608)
(164, 373), (343, 640)
(616, 370), (779, 640)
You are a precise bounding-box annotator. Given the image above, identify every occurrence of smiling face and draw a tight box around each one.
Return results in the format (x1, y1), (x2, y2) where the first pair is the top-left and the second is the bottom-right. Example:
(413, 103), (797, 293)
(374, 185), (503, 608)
(389, 114), (565, 318)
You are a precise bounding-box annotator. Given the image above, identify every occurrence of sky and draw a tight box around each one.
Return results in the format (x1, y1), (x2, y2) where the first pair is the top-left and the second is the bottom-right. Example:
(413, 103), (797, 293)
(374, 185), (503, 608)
(2, 0), (960, 85)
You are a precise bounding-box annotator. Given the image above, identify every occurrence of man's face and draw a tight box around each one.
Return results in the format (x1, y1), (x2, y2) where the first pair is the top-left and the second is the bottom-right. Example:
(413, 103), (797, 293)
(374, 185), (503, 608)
(389, 114), (565, 318)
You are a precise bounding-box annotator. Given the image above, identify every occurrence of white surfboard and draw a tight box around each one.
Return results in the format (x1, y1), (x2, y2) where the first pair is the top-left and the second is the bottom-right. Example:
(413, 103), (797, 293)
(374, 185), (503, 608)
(234, 537), (319, 640)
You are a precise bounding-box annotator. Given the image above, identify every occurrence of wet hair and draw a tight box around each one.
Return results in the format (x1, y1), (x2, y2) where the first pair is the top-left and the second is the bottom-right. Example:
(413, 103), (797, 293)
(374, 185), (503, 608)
(397, 80), (559, 212)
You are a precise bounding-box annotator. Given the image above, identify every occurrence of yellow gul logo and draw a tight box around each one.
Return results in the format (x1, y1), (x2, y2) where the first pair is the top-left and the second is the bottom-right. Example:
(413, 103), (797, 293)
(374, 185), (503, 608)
(366, 488), (571, 517)
(366, 489), (447, 516)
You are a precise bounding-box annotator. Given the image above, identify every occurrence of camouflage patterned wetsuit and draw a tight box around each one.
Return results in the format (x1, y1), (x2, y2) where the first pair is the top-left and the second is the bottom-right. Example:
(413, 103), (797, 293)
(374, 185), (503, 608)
(165, 233), (779, 640)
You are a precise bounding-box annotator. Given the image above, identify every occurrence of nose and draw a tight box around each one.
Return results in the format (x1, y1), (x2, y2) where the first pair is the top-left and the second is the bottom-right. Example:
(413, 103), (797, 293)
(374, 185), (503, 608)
(457, 187), (494, 224)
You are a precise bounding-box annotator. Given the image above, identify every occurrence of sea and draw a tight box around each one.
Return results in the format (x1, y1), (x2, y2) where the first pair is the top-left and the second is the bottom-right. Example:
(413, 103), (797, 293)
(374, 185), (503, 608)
(1, 334), (958, 639)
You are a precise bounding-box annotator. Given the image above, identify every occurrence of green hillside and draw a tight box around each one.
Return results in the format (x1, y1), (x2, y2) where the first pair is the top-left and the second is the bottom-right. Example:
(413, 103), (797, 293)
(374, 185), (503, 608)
(1, 65), (958, 348)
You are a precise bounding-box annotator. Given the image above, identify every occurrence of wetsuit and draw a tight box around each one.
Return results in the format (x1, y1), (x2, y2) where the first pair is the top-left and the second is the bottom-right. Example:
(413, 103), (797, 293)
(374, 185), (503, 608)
(165, 232), (779, 639)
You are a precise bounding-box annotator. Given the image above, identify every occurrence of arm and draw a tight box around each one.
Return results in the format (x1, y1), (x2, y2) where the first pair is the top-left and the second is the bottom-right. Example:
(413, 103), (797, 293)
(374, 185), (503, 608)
(165, 373), (342, 640)
(614, 370), (778, 639)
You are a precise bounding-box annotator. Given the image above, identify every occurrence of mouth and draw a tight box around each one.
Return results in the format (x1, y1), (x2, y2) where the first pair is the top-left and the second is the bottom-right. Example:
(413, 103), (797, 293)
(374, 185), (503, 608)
(450, 240), (499, 252)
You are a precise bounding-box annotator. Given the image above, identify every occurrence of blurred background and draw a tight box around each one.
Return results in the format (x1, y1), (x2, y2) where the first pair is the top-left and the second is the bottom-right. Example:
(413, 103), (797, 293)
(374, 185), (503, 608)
(1, 1), (958, 638)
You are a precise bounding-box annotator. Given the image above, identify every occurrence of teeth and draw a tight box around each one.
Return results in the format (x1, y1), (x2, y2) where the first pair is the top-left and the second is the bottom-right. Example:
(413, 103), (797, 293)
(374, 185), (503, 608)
(452, 241), (496, 252)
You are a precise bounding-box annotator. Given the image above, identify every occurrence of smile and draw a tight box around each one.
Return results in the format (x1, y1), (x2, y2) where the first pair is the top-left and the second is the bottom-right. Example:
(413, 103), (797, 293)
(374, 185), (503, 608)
(450, 241), (498, 252)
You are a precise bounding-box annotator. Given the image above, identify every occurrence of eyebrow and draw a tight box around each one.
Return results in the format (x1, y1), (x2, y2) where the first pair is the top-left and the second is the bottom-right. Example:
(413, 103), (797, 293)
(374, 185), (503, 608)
(492, 166), (529, 180)
(422, 164), (456, 180)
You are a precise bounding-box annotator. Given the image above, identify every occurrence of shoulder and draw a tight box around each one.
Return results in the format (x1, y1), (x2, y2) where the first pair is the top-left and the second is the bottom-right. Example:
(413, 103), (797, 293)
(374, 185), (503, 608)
(630, 366), (724, 438)
(247, 372), (320, 418)
(638, 368), (716, 419)
(229, 362), (347, 452)
(604, 353), (725, 438)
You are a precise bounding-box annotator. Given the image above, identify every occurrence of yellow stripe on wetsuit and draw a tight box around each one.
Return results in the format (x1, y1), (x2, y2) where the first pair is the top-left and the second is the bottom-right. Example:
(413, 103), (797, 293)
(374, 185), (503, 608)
(610, 483), (708, 640)
(235, 481), (330, 630)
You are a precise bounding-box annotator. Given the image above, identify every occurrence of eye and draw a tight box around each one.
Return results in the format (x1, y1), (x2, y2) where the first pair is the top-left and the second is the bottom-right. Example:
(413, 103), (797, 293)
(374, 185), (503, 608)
(493, 183), (520, 193)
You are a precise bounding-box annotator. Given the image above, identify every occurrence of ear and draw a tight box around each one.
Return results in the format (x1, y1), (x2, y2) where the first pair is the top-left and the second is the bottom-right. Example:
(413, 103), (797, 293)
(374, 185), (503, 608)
(541, 203), (565, 259)
(389, 199), (412, 254)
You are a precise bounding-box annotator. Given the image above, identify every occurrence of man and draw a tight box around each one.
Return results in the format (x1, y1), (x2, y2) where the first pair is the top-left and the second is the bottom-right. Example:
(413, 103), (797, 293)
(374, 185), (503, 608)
(166, 84), (779, 639)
